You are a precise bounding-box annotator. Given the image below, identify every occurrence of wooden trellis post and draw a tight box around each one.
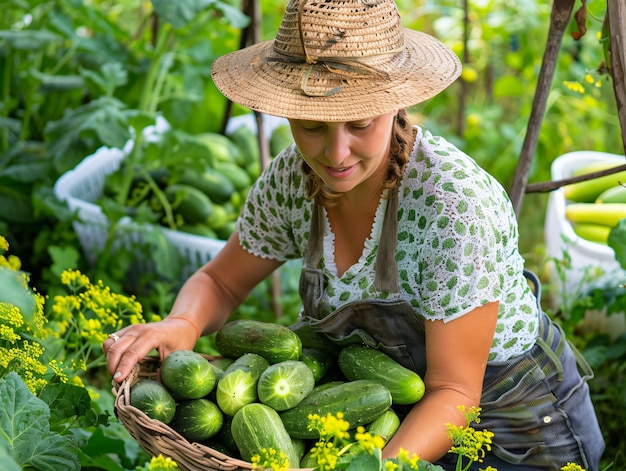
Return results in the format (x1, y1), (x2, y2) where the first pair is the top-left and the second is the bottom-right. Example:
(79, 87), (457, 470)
(509, 0), (626, 214)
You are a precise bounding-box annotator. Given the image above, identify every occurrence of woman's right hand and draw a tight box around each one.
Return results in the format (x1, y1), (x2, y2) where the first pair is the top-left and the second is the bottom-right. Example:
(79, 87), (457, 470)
(103, 316), (199, 383)
(103, 233), (284, 384)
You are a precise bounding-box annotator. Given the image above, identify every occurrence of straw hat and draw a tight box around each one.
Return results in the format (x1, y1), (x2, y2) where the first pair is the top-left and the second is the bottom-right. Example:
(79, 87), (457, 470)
(211, 0), (461, 122)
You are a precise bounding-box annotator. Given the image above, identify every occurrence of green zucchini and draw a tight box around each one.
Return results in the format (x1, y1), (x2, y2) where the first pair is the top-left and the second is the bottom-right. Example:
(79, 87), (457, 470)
(216, 353), (269, 416)
(366, 409), (401, 443)
(231, 402), (300, 468)
(338, 344), (425, 405)
(215, 319), (302, 364)
(279, 380), (392, 439)
(257, 360), (315, 411)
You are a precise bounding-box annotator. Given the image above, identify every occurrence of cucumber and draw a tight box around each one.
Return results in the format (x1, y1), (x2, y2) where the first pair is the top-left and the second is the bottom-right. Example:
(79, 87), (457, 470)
(180, 168), (235, 204)
(160, 350), (217, 400)
(169, 398), (223, 443)
(216, 161), (252, 191)
(564, 163), (626, 203)
(227, 124), (260, 168)
(269, 124), (294, 157)
(572, 222), (610, 244)
(565, 202), (626, 227)
(210, 357), (235, 371)
(166, 183), (214, 225)
(299, 346), (337, 383)
(216, 353), (269, 416)
(211, 413), (238, 453)
(232, 403), (300, 468)
(338, 344), (425, 405)
(279, 380), (392, 439)
(179, 222), (218, 238)
(129, 379), (176, 424)
(596, 184), (626, 204)
(215, 319), (303, 364)
(290, 322), (341, 353)
(195, 132), (244, 165)
(257, 360), (315, 411)
(367, 409), (401, 444)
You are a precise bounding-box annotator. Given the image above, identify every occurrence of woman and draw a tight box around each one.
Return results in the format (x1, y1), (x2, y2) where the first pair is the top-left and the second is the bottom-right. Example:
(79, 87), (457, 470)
(104, 0), (604, 469)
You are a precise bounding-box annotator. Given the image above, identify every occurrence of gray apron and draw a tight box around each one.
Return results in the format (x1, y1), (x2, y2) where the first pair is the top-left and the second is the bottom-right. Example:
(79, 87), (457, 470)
(297, 192), (427, 377)
(295, 194), (604, 471)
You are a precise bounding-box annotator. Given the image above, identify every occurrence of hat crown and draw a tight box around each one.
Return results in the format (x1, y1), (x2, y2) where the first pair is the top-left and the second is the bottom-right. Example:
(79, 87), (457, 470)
(273, 0), (404, 62)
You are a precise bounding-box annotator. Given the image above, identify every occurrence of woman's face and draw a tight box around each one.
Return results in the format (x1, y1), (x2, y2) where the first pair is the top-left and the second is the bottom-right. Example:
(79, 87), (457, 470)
(288, 112), (396, 195)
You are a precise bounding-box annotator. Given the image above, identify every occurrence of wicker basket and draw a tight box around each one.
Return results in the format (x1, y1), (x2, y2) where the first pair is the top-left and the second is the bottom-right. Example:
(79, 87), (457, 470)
(113, 356), (253, 471)
(113, 357), (310, 471)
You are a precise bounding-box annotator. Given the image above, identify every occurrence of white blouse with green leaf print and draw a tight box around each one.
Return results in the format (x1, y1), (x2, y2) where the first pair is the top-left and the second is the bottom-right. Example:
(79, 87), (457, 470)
(236, 126), (540, 361)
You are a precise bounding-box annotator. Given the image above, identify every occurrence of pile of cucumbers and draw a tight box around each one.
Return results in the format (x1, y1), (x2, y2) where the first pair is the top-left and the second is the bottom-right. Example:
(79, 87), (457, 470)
(104, 123), (294, 241)
(564, 161), (626, 245)
(128, 319), (425, 468)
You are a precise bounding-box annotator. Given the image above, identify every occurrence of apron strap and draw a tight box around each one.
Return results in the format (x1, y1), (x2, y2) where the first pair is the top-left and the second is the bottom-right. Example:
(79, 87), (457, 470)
(374, 189), (399, 293)
(305, 191), (400, 294)
(305, 202), (325, 268)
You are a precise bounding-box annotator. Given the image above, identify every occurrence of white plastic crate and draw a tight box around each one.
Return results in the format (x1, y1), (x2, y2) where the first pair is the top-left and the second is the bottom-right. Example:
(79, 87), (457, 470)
(53, 145), (227, 281)
(54, 114), (290, 283)
(544, 151), (626, 307)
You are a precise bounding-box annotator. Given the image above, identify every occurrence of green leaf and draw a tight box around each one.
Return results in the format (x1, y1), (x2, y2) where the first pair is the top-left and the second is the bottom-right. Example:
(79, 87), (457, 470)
(0, 267), (38, 325)
(47, 245), (81, 278)
(344, 451), (382, 471)
(0, 189), (35, 223)
(39, 382), (92, 428)
(152, 0), (217, 29)
(0, 372), (80, 471)
(81, 62), (128, 97)
(30, 69), (85, 92)
(0, 435), (21, 471)
(44, 96), (131, 172)
(142, 228), (185, 279)
(212, 0), (251, 29)
(0, 29), (62, 51)
(608, 219), (626, 270)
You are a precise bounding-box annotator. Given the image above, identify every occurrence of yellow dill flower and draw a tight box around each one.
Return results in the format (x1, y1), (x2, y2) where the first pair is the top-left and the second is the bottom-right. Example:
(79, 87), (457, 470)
(0, 303), (24, 329)
(563, 81), (585, 94)
(1, 340), (48, 394)
(354, 426), (385, 454)
(561, 463), (586, 471)
(251, 448), (289, 471)
(0, 324), (20, 343)
(384, 461), (399, 471)
(0, 236), (8, 252)
(60, 269), (91, 291)
(146, 454), (179, 470)
(395, 448), (421, 469)
(480, 466), (498, 471)
(310, 412), (350, 440)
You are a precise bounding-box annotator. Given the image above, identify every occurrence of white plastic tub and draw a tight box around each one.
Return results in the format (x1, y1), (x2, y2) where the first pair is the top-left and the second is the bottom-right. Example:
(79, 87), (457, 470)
(544, 151), (626, 317)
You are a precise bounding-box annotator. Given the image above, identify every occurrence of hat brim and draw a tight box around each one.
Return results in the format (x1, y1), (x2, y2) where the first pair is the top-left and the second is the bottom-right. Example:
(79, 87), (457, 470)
(211, 30), (461, 122)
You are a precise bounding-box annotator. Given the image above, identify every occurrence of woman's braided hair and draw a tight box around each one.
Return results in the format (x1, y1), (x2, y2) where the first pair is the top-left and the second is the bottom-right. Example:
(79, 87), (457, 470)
(301, 109), (415, 207)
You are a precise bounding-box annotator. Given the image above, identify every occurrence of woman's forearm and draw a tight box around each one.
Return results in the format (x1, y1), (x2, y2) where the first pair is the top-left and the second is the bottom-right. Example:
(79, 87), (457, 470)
(382, 386), (480, 462)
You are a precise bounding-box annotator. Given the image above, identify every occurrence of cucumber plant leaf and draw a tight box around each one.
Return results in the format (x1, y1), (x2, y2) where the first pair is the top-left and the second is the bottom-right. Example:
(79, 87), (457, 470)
(608, 219), (626, 270)
(152, 0), (249, 30)
(0, 373), (80, 471)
